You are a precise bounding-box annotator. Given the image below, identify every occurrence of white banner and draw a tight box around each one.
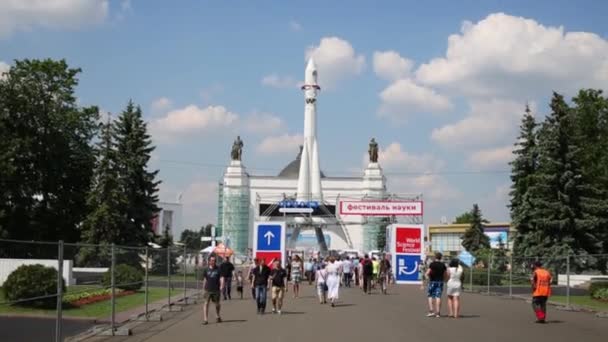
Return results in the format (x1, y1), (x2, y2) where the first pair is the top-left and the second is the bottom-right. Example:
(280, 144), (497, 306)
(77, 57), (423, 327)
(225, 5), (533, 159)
(339, 200), (423, 216)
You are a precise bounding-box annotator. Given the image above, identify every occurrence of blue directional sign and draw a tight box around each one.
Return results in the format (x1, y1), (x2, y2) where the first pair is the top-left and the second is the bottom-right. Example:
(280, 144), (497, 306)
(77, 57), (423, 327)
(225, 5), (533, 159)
(395, 254), (421, 282)
(256, 224), (282, 251)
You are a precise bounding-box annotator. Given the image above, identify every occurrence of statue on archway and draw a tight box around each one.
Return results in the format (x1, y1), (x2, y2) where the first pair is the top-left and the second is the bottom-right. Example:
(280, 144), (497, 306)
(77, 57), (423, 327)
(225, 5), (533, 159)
(231, 136), (243, 161)
(368, 138), (379, 163)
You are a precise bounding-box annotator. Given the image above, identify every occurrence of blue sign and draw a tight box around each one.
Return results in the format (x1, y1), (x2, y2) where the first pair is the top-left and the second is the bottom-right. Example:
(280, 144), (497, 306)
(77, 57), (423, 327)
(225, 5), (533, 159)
(395, 254), (421, 282)
(278, 200), (319, 209)
(256, 224), (282, 251)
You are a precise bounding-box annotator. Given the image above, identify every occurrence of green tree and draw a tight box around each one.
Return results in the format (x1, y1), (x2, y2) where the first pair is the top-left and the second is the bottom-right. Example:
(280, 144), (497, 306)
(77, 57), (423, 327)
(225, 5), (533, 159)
(570, 90), (608, 260)
(78, 119), (128, 266)
(453, 211), (490, 224)
(461, 204), (490, 255)
(0, 59), (98, 249)
(527, 92), (605, 267)
(509, 105), (539, 256)
(113, 101), (160, 246)
(151, 225), (178, 275)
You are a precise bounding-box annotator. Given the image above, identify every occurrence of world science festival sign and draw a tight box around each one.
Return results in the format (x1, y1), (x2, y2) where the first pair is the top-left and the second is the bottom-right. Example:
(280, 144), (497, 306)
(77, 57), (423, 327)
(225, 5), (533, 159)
(389, 224), (425, 285)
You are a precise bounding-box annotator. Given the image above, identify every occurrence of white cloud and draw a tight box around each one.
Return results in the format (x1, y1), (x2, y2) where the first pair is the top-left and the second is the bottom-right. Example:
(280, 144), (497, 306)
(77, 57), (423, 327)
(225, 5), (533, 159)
(415, 13), (608, 98)
(373, 51), (414, 81)
(150, 105), (238, 142)
(389, 174), (461, 202)
(431, 99), (530, 149)
(261, 74), (298, 89)
(0, 61), (9, 80)
(150, 97), (172, 114)
(242, 112), (286, 134)
(378, 79), (452, 120)
(468, 145), (514, 170)
(305, 36), (365, 88)
(159, 180), (218, 228)
(256, 134), (303, 155)
(0, 0), (109, 39)
(289, 20), (302, 31)
(372, 142), (445, 173)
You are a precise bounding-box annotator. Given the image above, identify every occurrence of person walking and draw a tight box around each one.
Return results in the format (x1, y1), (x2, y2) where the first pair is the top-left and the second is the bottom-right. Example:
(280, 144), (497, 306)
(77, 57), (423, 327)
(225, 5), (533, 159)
(372, 257), (380, 289)
(326, 257), (341, 307)
(201, 256), (224, 325)
(251, 258), (271, 314)
(290, 255), (304, 298)
(246, 259), (257, 300)
(362, 255), (373, 294)
(219, 256), (235, 300)
(379, 254), (392, 295)
(316, 263), (328, 304)
(269, 259), (288, 314)
(446, 258), (463, 318)
(425, 252), (447, 317)
(342, 257), (352, 288)
(305, 258), (314, 285)
(353, 256), (360, 287)
(531, 261), (552, 323)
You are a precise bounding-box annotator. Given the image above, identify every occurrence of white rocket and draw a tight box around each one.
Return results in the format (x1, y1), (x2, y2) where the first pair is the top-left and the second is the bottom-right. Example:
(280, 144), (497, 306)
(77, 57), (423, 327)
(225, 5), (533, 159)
(296, 58), (323, 202)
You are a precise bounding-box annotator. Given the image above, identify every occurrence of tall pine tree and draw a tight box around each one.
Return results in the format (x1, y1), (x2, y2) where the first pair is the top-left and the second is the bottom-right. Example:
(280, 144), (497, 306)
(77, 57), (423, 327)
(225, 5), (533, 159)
(461, 204), (490, 255)
(528, 92), (604, 266)
(113, 101), (160, 245)
(79, 119), (128, 265)
(509, 105), (539, 256)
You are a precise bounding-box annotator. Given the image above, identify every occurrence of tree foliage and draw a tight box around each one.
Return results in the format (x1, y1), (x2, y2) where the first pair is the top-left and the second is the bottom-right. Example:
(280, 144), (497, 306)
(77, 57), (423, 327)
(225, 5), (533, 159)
(113, 101), (160, 246)
(0, 59), (98, 248)
(510, 91), (608, 271)
(461, 204), (490, 255)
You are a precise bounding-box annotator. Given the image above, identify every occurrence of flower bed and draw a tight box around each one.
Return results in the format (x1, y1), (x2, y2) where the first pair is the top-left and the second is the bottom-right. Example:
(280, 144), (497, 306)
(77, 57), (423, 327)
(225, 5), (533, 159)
(65, 289), (136, 307)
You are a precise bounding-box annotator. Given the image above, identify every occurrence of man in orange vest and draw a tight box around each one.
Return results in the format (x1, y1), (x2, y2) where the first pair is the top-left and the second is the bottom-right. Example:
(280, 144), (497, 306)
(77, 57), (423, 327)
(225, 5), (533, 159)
(530, 261), (552, 323)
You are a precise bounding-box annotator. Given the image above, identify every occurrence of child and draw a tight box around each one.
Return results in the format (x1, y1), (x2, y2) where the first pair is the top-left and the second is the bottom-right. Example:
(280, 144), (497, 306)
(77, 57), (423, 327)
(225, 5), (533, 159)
(236, 270), (244, 299)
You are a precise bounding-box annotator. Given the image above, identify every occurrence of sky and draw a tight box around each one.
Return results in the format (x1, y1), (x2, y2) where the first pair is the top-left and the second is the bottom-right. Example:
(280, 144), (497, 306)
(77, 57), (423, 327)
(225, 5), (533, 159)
(1, 0), (607, 229)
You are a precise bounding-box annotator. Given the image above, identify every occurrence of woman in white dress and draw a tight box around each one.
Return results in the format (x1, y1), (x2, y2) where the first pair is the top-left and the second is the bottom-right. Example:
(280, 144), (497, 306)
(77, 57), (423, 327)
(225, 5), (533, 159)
(326, 257), (340, 307)
(446, 258), (464, 318)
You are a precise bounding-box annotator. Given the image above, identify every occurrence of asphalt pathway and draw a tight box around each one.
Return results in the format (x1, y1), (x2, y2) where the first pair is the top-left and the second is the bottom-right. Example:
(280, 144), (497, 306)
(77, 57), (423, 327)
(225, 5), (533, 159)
(86, 283), (607, 342)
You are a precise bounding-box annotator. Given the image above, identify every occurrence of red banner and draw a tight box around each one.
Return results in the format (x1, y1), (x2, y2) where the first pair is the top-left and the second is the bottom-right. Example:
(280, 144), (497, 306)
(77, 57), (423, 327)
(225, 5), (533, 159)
(395, 227), (422, 254)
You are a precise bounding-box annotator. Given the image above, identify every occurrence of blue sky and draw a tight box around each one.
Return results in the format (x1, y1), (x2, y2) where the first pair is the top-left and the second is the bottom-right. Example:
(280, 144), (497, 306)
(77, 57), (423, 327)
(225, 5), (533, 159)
(1, 0), (607, 229)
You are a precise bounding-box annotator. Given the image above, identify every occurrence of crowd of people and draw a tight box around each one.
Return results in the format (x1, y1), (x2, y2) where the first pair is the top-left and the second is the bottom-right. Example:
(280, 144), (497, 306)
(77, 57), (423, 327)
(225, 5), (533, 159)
(199, 252), (553, 325)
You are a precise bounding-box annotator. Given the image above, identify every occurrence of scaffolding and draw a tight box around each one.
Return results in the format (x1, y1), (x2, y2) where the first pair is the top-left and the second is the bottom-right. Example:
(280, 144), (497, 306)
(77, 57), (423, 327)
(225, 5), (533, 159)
(217, 182), (250, 254)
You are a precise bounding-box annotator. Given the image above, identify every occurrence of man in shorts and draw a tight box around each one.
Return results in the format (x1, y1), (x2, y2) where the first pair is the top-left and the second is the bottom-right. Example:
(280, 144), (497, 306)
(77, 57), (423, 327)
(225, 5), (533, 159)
(270, 259), (288, 314)
(201, 255), (225, 325)
(425, 252), (447, 317)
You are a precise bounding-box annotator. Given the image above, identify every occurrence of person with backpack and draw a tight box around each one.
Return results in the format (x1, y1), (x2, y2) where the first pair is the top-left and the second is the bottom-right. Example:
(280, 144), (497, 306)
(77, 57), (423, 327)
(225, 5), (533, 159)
(362, 254), (373, 294)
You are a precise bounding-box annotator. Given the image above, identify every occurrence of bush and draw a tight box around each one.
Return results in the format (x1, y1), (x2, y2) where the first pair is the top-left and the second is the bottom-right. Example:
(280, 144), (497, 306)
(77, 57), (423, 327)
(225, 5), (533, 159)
(589, 281), (608, 298)
(462, 267), (502, 286)
(592, 288), (608, 300)
(102, 264), (143, 291)
(3, 264), (64, 307)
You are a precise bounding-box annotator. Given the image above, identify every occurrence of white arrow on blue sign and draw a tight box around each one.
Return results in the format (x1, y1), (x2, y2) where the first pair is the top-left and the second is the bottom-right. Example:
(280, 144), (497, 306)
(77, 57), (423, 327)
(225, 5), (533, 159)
(256, 224), (282, 251)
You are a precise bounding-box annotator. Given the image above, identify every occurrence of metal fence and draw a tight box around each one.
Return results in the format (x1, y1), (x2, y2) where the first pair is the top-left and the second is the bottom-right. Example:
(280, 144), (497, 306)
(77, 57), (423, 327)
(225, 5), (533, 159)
(0, 239), (207, 342)
(458, 250), (608, 309)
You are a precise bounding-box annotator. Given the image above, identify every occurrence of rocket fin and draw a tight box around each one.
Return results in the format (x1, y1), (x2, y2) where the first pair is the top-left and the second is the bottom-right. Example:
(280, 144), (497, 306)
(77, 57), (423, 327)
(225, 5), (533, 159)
(296, 142), (310, 202)
(311, 139), (322, 201)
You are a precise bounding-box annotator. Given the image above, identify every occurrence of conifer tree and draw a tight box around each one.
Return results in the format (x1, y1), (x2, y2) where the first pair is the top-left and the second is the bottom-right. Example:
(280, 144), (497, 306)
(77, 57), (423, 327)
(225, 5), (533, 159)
(113, 101), (160, 246)
(528, 92), (604, 266)
(461, 204), (490, 255)
(509, 105), (538, 255)
(79, 119), (127, 265)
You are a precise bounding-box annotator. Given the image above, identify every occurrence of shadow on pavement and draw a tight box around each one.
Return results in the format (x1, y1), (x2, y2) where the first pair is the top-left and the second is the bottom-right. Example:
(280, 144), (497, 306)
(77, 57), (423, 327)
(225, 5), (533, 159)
(279, 311), (305, 315)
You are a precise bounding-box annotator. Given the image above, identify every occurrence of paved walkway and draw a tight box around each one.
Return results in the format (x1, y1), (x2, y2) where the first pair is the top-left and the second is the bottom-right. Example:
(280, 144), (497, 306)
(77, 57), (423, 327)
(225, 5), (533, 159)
(86, 284), (607, 342)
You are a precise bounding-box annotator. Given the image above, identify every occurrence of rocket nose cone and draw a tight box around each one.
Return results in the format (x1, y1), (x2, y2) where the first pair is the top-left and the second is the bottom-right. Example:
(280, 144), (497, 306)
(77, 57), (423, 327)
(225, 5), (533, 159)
(305, 58), (317, 84)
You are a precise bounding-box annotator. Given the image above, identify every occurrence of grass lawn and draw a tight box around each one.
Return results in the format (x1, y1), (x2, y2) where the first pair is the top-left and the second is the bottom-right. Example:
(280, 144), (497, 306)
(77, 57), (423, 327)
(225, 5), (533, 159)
(0, 287), (183, 318)
(551, 295), (608, 311)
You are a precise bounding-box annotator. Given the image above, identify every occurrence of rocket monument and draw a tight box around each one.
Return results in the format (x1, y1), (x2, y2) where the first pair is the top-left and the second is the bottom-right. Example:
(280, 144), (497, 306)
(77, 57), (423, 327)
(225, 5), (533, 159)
(296, 58), (323, 202)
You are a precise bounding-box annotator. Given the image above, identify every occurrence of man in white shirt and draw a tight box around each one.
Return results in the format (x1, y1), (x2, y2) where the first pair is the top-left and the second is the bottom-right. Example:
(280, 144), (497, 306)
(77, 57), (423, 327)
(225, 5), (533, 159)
(342, 257), (352, 287)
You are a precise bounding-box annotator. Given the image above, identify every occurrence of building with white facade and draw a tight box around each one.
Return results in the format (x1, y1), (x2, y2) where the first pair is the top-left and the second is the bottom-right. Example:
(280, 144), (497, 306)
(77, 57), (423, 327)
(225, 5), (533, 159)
(216, 59), (421, 255)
